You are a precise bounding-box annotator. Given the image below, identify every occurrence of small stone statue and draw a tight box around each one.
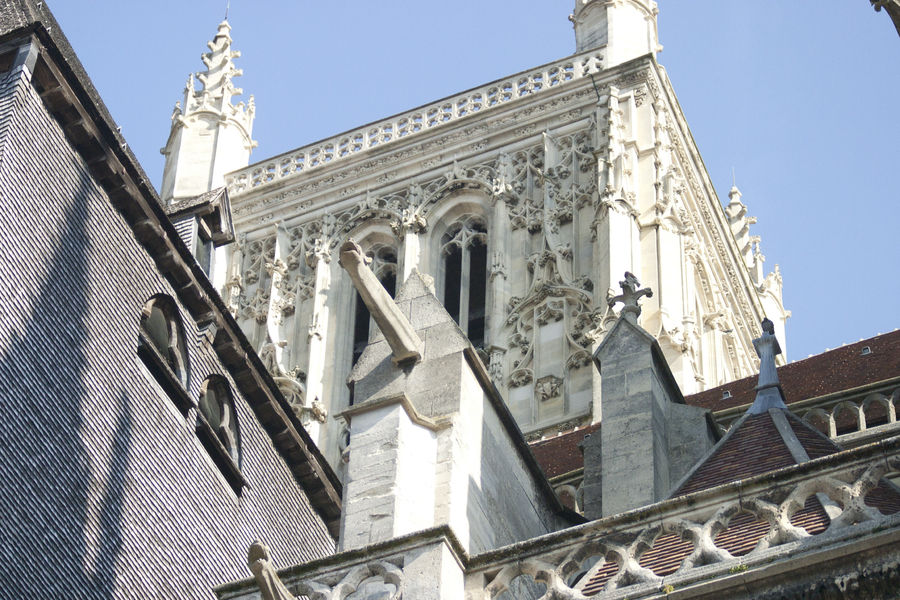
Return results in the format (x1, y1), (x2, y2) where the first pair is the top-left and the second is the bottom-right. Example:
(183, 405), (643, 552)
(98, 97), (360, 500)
(608, 272), (653, 324)
(748, 318), (788, 414)
(247, 542), (295, 600)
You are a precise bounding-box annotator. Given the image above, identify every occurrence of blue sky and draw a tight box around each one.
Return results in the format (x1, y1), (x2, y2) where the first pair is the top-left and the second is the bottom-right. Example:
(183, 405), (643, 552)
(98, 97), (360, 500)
(50, 1), (899, 363)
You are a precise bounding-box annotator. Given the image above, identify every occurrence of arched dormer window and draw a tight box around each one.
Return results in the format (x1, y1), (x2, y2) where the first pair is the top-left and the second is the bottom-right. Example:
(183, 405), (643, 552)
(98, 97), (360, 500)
(141, 295), (189, 384)
(196, 376), (245, 493)
(441, 217), (487, 348)
(198, 376), (241, 464)
(351, 245), (398, 366)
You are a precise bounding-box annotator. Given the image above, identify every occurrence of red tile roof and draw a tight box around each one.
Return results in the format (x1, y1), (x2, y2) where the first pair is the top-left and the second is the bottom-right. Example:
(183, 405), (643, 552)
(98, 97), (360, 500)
(529, 423), (600, 479)
(675, 413), (799, 496)
(549, 330), (900, 596)
(686, 329), (900, 412)
(579, 497), (831, 595)
(529, 330), (900, 481)
(581, 411), (843, 595)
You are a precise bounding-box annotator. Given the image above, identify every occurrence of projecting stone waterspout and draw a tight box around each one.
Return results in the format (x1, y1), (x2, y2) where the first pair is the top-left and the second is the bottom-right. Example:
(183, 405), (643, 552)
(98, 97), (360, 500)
(338, 240), (422, 365)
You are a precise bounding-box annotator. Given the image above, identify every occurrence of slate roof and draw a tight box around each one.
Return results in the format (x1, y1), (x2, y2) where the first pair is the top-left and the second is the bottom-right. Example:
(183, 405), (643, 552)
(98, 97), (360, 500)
(687, 329), (900, 413)
(0, 0), (342, 534)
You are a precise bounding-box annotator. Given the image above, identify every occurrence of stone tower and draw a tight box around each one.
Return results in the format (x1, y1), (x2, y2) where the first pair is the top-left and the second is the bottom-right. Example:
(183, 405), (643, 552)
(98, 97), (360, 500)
(192, 5), (789, 470)
(160, 20), (256, 205)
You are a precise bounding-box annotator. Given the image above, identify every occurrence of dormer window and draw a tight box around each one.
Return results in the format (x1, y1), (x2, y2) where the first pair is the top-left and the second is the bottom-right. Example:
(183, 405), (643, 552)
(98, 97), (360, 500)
(196, 376), (244, 493)
(138, 295), (191, 413)
(198, 376), (241, 464)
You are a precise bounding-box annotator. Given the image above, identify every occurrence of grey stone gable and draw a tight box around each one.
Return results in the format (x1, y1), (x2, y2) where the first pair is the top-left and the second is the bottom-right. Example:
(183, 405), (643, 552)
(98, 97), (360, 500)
(593, 315), (685, 405)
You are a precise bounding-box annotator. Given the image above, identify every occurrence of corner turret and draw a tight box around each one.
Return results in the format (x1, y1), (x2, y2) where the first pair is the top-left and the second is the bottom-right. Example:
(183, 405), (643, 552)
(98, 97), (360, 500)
(570, 0), (661, 67)
(160, 20), (256, 206)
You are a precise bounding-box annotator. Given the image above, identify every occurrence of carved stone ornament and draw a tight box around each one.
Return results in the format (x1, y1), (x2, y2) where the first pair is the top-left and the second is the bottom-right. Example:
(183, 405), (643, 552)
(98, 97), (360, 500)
(607, 271), (652, 324)
(247, 542), (295, 600)
(535, 375), (563, 402)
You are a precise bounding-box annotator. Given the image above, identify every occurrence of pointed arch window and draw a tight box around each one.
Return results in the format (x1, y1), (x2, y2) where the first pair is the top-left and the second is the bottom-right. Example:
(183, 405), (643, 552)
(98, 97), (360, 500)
(351, 246), (398, 366)
(441, 217), (488, 348)
(196, 376), (245, 492)
(138, 295), (192, 413)
(198, 376), (241, 464)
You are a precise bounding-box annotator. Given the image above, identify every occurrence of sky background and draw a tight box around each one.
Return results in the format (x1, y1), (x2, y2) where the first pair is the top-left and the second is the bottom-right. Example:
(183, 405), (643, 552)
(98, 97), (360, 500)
(49, 1), (899, 364)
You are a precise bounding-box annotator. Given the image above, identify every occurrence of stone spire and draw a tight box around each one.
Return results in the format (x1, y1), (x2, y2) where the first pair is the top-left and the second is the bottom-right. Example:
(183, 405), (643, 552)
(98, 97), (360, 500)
(569, 0), (661, 67)
(747, 318), (788, 414)
(160, 19), (257, 206)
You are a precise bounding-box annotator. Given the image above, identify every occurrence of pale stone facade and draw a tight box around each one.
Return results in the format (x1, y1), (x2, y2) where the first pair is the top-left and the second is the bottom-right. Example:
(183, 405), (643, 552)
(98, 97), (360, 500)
(162, 0), (789, 469)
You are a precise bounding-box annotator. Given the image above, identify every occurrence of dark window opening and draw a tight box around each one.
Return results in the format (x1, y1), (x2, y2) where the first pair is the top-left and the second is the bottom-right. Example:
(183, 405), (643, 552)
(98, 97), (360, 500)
(444, 246), (462, 323)
(440, 218), (488, 348)
(467, 240), (487, 348)
(196, 377), (245, 494)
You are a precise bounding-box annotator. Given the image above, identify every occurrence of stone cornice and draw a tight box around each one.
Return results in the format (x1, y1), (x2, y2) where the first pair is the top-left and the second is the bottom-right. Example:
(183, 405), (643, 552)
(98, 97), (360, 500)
(226, 48), (608, 197)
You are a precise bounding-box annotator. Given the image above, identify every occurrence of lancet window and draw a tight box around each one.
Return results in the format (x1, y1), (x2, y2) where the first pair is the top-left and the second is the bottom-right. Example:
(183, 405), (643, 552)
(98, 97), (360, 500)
(351, 245), (398, 366)
(139, 295), (189, 387)
(197, 376), (241, 464)
(440, 217), (488, 348)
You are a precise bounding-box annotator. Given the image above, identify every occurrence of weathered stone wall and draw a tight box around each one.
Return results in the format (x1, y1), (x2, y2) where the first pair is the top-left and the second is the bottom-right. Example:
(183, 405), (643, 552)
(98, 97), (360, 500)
(0, 66), (333, 599)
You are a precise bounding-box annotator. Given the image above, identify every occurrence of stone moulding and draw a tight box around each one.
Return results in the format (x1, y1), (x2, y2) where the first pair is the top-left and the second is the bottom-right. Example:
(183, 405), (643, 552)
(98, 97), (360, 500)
(225, 49), (604, 195)
(216, 525), (468, 600)
(713, 376), (900, 440)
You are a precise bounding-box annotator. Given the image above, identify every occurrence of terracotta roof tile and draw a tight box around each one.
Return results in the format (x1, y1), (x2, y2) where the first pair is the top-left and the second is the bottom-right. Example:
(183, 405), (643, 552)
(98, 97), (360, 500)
(865, 481), (900, 515)
(686, 330), (900, 412)
(786, 412), (841, 459)
(580, 496), (831, 595)
(530, 423), (600, 479)
(675, 413), (797, 496)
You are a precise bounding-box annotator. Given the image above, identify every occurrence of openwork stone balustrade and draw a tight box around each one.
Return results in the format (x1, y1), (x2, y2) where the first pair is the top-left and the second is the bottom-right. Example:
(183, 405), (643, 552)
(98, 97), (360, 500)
(225, 50), (604, 194)
(467, 437), (900, 599)
(716, 380), (900, 439)
(219, 437), (900, 600)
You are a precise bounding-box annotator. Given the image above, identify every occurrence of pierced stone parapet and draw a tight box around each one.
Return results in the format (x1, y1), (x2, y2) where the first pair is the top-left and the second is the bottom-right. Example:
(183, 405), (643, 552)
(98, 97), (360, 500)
(226, 50), (604, 194)
(466, 437), (900, 599)
(714, 379), (900, 441)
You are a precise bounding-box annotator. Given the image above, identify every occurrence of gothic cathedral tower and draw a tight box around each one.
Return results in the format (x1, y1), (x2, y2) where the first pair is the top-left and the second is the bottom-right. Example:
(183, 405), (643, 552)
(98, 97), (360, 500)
(169, 2), (789, 469)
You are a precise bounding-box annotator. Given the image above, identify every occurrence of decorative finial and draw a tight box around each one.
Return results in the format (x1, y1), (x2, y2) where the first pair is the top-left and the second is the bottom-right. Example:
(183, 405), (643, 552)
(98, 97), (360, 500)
(225, 0), (230, 20)
(608, 272), (653, 324)
(747, 318), (788, 414)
